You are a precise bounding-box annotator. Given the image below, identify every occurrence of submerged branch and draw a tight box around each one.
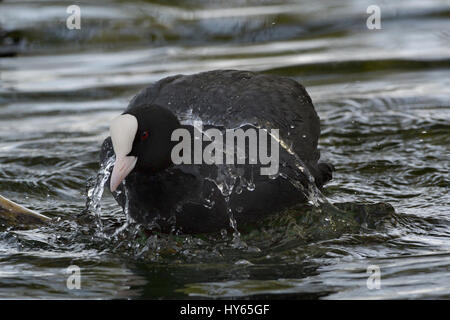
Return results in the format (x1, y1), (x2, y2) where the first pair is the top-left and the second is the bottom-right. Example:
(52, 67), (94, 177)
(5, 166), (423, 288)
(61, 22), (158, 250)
(0, 195), (51, 229)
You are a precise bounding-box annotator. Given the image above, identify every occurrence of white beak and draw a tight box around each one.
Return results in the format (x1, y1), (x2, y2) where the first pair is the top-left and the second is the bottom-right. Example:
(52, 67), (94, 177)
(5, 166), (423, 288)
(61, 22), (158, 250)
(110, 155), (137, 192)
(109, 114), (138, 192)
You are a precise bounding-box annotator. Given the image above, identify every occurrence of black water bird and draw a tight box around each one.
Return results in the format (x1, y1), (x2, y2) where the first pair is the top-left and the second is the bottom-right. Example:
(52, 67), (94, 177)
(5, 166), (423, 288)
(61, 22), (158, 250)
(100, 70), (334, 233)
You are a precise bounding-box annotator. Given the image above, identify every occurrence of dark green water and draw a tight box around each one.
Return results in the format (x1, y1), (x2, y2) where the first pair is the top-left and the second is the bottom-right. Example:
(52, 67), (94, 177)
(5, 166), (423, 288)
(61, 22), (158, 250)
(0, 0), (449, 299)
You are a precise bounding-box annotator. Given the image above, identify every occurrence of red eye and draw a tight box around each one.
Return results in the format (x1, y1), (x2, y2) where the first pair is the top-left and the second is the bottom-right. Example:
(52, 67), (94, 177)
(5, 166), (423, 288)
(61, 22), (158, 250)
(141, 131), (149, 141)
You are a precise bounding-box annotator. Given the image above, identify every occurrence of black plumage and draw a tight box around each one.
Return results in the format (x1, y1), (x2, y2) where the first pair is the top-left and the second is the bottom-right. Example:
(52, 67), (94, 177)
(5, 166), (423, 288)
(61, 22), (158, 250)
(100, 70), (334, 234)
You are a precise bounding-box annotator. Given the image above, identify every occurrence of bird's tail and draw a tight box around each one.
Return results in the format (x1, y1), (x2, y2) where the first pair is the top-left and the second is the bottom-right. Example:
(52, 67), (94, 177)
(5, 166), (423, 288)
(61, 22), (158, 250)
(315, 162), (335, 189)
(317, 162), (336, 185)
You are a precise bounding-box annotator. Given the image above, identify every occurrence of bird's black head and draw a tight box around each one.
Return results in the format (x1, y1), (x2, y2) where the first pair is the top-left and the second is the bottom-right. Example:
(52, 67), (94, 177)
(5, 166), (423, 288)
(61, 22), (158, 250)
(109, 104), (180, 192)
(127, 105), (181, 171)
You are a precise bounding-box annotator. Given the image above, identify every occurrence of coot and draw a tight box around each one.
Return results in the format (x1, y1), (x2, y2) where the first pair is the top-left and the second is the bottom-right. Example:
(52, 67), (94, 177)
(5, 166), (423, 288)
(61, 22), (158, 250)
(100, 70), (334, 234)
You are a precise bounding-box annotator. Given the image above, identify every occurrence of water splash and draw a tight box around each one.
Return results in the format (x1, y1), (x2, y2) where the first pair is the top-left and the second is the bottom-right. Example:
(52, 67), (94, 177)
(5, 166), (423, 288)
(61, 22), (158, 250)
(84, 155), (140, 240)
(84, 155), (115, 234)
(207, 165), (248, 248)
(110, 180), (136, 238)
(184, 120), (326, 248)
(85, 118), (327, 250)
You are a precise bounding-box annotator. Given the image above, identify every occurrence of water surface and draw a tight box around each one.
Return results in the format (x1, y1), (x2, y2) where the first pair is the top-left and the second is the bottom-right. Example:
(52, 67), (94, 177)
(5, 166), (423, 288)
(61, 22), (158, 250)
(0, 0), (449, 299)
